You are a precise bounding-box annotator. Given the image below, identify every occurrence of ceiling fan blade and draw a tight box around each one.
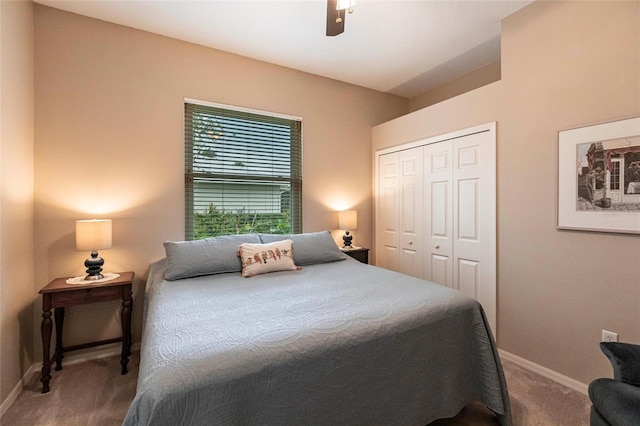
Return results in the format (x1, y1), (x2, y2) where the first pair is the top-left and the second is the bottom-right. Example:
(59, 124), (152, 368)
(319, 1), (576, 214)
(326, 0), (345, 36)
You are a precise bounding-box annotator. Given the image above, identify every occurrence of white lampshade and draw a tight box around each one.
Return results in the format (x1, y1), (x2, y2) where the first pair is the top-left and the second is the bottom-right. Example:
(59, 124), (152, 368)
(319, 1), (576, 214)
(76, 219), (112, 251)
(338, 210), (358, 230)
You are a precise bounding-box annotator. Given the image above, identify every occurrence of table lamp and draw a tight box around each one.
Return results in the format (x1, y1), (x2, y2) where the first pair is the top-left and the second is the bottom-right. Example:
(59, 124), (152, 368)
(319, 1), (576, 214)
(76, 219), (112, 280)
(338, 210), (357, 248)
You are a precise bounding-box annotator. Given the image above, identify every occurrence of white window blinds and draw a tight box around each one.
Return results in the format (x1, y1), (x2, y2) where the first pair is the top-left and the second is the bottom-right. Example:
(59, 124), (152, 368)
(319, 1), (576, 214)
(185, 102), (302, 240)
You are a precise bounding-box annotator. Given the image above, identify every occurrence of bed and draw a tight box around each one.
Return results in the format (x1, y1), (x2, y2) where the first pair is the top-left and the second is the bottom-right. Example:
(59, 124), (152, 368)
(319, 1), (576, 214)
(123, 232), (511, 425)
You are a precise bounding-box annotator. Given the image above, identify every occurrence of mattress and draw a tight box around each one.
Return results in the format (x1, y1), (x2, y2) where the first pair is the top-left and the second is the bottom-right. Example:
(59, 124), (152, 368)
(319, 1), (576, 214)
(123, 258), (511, 425)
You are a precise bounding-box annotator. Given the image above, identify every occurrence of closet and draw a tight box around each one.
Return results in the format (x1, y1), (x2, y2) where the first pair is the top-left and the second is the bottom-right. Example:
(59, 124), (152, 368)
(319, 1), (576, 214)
(375, 123), (497, 332)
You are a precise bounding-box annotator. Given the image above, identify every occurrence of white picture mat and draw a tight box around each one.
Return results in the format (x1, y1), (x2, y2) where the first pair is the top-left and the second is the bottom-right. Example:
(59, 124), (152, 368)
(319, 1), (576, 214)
(557, 117), (640, 234)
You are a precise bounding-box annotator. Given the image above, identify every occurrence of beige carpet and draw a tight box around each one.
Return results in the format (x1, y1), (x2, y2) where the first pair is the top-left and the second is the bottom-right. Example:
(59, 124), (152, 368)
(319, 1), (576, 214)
(2, 353), (591, 425)
(2, 354), (138, 426)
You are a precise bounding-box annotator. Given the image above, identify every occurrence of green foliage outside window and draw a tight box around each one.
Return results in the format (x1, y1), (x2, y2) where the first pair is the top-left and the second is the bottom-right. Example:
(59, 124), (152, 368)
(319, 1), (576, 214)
(194, 203), (291, 239)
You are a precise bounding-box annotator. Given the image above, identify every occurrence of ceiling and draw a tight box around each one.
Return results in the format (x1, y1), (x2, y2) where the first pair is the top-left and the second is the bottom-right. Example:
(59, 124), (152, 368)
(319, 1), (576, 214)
(34, 0), (533, 99)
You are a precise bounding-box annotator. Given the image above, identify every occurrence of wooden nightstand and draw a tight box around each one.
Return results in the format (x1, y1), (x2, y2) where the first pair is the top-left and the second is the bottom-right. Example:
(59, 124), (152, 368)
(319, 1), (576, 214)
(342, 247), (369, 264)
(38, 271), (134, 393)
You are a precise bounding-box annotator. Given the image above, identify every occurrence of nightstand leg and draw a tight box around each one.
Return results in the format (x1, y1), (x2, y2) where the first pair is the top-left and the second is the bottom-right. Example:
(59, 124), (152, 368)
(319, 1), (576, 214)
(54, 307), (65, 371)
(40, 301), (52, 393)
(120, 290), (132, 375)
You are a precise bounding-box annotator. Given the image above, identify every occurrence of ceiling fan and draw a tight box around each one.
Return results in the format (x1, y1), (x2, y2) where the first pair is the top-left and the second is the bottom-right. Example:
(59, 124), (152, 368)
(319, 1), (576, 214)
(326, 0), (355, 36)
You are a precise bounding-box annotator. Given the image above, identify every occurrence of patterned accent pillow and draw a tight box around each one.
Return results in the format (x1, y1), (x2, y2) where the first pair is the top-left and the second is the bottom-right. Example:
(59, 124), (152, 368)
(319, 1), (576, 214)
(238, 240), (299, 278)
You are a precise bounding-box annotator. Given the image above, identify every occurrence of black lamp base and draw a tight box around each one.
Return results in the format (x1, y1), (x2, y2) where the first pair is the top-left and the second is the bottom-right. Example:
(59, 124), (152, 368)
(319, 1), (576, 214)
(84, 250), (105, 280)
(342, 231), (353, 248)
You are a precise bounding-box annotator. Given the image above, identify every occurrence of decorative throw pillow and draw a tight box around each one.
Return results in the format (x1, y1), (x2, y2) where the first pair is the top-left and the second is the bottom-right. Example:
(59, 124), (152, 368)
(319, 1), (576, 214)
(259, 231), (347, 266)
(238, 240), (298, 278)
(164, 234), (261, 281)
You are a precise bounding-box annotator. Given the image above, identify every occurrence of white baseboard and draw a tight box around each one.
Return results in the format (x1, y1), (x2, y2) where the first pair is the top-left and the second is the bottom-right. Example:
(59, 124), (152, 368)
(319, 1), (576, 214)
(0, 364), (36, 417)
(498, 349), (589, 396)
(0, 342), (140, 417)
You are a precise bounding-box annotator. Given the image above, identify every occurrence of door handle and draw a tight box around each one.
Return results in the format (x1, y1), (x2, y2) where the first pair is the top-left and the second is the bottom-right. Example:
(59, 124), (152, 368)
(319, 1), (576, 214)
(435, 245), (440, 249)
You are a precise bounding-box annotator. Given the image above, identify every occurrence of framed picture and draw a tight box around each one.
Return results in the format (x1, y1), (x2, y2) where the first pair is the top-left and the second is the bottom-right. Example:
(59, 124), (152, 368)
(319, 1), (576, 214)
(557, 116), (640, 234)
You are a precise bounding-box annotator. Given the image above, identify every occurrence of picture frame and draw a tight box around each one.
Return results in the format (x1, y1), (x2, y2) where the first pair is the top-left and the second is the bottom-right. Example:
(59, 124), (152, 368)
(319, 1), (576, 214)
(557, 116), (640, 234)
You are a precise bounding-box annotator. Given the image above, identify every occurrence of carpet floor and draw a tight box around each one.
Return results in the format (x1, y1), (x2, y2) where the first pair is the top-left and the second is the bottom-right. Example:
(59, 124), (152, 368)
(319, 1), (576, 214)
(2, 352), (591, 425)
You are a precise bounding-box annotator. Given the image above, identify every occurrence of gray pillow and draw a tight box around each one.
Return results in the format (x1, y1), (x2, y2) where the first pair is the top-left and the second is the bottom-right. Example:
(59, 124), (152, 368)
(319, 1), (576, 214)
(163, 234), (261, 280)
(259, 231), (347, 266)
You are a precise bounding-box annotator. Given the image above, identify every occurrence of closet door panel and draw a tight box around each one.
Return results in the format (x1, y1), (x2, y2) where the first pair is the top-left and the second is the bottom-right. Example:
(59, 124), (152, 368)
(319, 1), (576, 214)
(424, 142), (453, 287)
(431, 182), (449, 237)
(381, 245), (399, 272)
(430, 254), (450, 286)
(377, 153), (400, 271)
(398, 148), (424, 278)
(452, 131), (496, 332)
(457, 258), (479, 297)
(458, 178), (479, 241)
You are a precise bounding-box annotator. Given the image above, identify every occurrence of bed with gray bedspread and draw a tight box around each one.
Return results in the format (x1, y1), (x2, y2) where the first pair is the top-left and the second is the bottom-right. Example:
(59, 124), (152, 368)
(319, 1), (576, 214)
(123, 241), (510, 425)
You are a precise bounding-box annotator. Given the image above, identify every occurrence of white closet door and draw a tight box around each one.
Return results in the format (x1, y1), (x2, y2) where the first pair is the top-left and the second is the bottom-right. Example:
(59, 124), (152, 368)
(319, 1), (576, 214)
(398, 148), (424, 279)
(452, 130), (496, 333)
(377, 152), (400, 272)
(375, 123), (496, 334)
(424, 142), (454, 287)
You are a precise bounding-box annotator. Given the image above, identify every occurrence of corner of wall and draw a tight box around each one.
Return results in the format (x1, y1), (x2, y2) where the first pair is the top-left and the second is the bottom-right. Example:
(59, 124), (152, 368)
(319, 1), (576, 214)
(0, 0), (36, 408)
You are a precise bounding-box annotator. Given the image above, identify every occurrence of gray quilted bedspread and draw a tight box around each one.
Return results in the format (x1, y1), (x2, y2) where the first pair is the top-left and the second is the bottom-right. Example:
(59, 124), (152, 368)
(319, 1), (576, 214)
(123, 259), (511, 425)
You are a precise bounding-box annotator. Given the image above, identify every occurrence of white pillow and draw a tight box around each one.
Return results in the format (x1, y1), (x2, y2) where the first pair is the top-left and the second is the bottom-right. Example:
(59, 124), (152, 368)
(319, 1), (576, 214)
(238, 240), (299, 278)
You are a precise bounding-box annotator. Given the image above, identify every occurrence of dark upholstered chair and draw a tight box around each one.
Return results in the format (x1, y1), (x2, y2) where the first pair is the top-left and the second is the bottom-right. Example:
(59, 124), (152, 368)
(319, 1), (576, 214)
(589, 342), (640, 426)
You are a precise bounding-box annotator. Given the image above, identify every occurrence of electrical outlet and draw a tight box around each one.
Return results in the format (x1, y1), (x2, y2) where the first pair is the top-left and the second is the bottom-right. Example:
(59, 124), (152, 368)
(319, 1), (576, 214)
(602, 330), (618, 343)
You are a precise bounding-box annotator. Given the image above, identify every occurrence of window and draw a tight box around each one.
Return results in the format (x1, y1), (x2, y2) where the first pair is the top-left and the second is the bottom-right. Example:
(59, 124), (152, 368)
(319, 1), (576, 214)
(184, 101), (302, 240)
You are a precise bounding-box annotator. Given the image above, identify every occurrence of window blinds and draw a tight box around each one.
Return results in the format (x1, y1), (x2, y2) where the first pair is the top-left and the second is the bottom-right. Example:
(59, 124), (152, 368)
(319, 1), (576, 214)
(185, 102), (302, 240)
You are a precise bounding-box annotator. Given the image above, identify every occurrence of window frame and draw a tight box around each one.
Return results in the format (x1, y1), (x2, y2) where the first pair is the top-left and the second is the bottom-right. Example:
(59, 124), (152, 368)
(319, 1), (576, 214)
(184, 98), (303, 240)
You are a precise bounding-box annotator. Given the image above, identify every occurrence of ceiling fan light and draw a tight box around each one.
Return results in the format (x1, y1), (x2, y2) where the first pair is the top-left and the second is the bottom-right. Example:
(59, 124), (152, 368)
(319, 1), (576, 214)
(336, 0), (355, 11)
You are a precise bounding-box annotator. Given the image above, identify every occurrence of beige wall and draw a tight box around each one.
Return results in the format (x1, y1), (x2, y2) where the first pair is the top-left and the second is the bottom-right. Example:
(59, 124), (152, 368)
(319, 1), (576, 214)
(373, 0), (639, 385)
(372, 81), (502, 153)
(408, 61), (501, 112)
(0, 0), (35, 405)
(33, 6), (407, 355)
